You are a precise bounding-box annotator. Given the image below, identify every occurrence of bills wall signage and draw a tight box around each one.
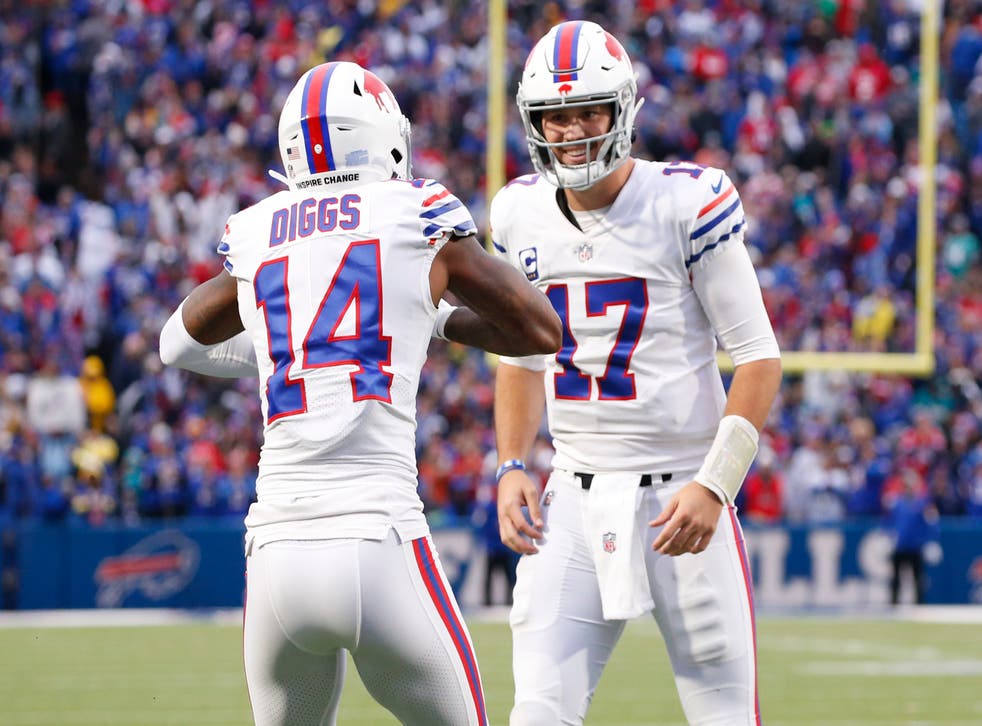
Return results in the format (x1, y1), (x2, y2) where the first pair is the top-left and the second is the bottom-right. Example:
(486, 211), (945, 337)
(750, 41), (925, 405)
(94, 530), (200, 608)
(10, 520), (982, 608)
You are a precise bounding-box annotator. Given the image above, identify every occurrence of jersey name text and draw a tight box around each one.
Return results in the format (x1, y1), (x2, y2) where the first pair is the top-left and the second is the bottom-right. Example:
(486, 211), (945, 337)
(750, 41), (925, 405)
(269, 194), (362, 246)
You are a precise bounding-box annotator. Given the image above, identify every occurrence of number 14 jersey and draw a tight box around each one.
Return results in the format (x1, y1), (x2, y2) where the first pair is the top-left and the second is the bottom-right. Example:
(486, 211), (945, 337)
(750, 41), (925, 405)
(220, 178), (475, 543)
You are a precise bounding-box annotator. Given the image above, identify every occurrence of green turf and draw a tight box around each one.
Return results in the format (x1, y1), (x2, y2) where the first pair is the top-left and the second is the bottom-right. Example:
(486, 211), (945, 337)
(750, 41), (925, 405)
(2, 617), (981, 725)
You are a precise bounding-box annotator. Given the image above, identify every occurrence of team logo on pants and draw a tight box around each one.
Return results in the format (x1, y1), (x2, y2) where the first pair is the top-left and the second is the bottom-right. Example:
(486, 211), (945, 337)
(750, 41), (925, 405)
(602, 531), (617, 553)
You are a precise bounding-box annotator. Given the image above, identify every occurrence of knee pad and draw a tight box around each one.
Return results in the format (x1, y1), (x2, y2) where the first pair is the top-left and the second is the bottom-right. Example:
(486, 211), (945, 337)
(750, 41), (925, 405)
(667, 571), (729, 665)
(510, 699), (561, 726)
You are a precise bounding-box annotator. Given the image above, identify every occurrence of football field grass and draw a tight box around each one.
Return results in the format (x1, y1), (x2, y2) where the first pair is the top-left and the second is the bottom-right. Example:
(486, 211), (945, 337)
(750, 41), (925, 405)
(2, 614), (981, 725)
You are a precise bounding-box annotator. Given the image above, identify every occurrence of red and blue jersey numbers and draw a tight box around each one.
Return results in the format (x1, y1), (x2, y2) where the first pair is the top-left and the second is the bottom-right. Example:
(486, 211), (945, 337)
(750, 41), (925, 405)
(662, 160), (706, 179)
(254, 258), (306, 422)
(546, 278), (648, 401)
(253, 240), (393, 423)
(269, 194), (361, 247)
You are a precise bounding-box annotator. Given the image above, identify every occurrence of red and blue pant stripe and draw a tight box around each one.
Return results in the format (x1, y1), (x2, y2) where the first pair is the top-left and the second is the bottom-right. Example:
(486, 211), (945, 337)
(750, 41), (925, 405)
(412, 536), (488, 726)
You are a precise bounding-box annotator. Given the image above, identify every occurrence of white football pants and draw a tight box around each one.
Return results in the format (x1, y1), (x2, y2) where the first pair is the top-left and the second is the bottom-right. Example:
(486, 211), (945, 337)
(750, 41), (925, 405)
(510, 470), (760, 726)
(244, 530), (487, 725)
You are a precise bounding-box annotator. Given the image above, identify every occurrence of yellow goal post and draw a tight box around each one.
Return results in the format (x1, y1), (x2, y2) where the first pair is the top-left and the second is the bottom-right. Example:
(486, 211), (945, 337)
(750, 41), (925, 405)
(485, 2), (939, 377)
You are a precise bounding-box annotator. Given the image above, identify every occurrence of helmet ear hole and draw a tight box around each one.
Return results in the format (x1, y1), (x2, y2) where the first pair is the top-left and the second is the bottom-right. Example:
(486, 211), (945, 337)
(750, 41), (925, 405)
(391, 149), (403, 164)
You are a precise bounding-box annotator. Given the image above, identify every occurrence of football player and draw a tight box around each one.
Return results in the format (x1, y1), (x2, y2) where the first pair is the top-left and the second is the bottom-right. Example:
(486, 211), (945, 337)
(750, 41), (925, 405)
(159, 61), (561, 726)
(490, 21), (782, 725)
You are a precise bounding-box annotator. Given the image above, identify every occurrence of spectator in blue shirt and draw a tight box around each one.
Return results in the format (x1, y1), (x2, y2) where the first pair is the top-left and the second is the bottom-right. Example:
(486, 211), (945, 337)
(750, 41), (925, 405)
(886, 469), (942, 605)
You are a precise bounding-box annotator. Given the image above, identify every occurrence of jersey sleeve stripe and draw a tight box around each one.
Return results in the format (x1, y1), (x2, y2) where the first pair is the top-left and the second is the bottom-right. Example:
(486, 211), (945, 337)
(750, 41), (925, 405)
(689, 197), (742, 241)
(684, 220), (747, 268)
(504, 174), (540, 188)
(697, 183), (735, 218)
(420, 199), (463, 219)
(422, 189), (451, 207)
(422, 220), (476, 238)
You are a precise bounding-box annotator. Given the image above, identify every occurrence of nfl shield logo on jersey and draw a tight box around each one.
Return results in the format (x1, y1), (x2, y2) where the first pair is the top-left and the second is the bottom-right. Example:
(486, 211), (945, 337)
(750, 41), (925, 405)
(577, 240), (593, 262)
(543, 490), (555, 506)
(602, 531), (616, 553)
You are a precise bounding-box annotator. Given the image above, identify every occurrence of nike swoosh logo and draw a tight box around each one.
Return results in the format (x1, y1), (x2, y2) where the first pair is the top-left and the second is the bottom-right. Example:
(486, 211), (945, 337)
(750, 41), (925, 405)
(711, 175), (724, 194)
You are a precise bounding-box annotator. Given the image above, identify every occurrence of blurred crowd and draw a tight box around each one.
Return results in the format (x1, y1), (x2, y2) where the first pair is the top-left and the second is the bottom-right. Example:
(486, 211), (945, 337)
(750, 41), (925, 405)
(1, 0), (981, 531)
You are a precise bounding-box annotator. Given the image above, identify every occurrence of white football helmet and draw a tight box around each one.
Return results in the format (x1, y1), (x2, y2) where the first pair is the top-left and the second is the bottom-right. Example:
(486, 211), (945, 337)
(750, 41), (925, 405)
(277, 61), (411, 190)
(518, 21), (642, 190)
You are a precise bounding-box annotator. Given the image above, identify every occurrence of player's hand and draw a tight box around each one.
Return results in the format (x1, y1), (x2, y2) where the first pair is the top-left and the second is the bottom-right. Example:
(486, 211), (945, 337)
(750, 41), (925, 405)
(649, 481), (723, 556)
(497, 470), (544, 555)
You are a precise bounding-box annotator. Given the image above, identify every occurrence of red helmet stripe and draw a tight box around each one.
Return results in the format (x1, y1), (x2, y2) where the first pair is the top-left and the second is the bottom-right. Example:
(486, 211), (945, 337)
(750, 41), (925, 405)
(552, 21), (583, 82)
(301, 63), (337, 173)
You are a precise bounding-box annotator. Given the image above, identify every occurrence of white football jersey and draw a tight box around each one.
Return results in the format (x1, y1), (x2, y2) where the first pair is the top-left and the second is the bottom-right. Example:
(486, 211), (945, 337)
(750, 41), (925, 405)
(491, 159), (749, 474)
(220, 178), (476, 544)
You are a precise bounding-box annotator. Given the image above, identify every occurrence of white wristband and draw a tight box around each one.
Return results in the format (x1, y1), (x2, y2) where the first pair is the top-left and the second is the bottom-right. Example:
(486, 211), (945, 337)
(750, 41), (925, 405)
(433, 299), (458, 341)
(694, 415), (760, 504)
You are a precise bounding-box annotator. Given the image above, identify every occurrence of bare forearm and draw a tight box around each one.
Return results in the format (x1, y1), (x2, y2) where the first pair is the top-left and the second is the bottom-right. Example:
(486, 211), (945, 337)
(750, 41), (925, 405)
(182, 272), (244, 344)
(437, 236), (561, 355)
(443, 308), (552, 356)
(724, 357), (782, 430)
(493, 363), (546, 461)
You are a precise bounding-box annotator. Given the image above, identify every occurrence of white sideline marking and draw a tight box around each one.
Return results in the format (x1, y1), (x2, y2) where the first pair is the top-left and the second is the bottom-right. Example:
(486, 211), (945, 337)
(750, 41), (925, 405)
(0, 608), (242, 628)
(768, 635), (947, 660)
(757, 605), (982, 624)
(787, 722), (982, 726)
(900, 605), (982, 623)
(1, 709), (245, 725)
(802, 660), (982, 676)
(0, 604), (979, 628)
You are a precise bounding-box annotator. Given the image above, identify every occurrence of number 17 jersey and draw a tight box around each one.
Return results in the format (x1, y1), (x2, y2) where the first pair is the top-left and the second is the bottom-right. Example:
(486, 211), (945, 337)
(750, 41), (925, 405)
(490, 160), (747, 475)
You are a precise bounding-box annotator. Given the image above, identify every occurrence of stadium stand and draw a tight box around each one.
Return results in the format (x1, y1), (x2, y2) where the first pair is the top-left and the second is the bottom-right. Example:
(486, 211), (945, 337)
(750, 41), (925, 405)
(0, 0), (981, 541)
